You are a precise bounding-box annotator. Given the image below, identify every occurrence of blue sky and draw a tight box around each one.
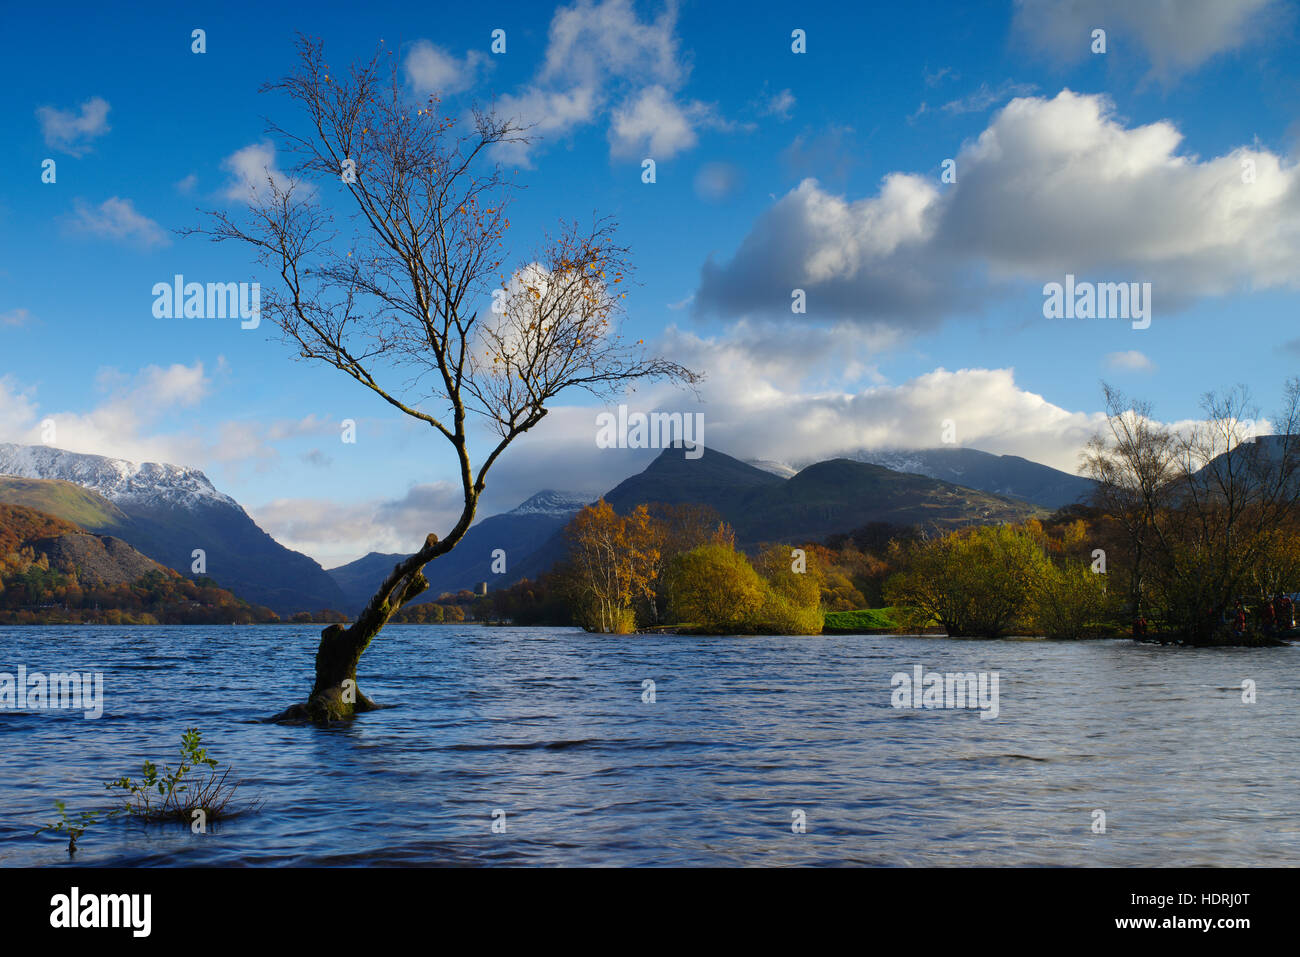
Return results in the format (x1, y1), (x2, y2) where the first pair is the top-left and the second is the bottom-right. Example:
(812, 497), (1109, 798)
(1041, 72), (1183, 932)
(1, 0), (1298, 566)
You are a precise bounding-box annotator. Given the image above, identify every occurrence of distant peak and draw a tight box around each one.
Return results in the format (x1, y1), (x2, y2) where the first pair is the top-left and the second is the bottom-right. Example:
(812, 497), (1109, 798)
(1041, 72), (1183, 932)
(509, 490), (592, 516)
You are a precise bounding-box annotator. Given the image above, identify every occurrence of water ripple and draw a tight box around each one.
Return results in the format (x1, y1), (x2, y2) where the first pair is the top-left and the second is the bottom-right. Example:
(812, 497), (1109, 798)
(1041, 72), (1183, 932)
(1, 625), (1296, 866)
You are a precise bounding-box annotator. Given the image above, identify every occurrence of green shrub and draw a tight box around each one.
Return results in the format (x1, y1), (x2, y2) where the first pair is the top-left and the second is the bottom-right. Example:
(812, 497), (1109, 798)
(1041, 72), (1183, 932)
(668, 544), (767, 633)
(884, 525), (1050, 637)
(757, 589), (823, 634)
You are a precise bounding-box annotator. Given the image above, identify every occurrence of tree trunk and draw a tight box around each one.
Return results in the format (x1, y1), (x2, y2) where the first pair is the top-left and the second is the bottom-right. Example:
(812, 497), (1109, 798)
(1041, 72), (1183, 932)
(270, 533), (441, 723)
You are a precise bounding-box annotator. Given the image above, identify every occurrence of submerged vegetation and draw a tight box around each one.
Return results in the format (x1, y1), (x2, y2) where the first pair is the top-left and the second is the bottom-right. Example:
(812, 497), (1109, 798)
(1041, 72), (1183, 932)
(183, 36), (698, 723)
(1079, 380), (1300, 645)
(37, 727), (255, 855)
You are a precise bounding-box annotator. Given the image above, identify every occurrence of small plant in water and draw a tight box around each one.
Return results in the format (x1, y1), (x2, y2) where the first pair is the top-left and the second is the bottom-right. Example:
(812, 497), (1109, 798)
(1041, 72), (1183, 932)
(37, 727), (254, 855)
(37, 800), (104, 855)
(105, 726), (243, 821)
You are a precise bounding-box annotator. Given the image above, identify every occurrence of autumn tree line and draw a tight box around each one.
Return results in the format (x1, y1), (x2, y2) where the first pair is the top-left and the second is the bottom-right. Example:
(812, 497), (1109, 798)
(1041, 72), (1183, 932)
(478, 502), (929, 635)
(0, 562), (284, 627)
(480, 502), (1118, 639)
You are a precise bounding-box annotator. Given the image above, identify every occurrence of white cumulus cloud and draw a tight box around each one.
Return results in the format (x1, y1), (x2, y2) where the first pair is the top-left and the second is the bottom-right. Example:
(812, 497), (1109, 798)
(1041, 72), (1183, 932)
(1105, 350), (1155, 372)
(221, 141), (304, 203)
(697, 90), (1300, 329)
(492, 0), (720, 166)
(608, 85), (702, 158)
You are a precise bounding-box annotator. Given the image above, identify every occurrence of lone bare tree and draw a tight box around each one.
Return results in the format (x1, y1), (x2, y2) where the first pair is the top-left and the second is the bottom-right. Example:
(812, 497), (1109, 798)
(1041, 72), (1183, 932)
(186, 37), (698, 721)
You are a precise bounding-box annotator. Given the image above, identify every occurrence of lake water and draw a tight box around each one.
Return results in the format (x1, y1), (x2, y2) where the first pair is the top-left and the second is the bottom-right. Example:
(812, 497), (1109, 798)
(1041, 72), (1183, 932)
(2, 625), (1297, 866)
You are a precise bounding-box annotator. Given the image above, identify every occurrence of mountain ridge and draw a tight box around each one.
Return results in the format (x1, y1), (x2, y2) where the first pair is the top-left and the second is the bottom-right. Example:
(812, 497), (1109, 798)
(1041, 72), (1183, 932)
(0, 440), (1088, 617)
(0, 443), (238, 510)
(753, 446), (1096, 510)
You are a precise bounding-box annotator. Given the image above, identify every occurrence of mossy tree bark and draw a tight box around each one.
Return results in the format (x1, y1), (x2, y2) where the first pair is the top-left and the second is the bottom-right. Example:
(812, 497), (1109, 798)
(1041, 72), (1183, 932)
(272, 524), (468, 723)
(269, 547), (429, 722)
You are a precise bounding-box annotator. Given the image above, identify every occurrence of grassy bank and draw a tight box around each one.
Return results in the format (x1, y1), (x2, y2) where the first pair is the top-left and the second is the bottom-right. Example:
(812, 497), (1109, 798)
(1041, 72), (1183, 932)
(822, 607), (916, 634)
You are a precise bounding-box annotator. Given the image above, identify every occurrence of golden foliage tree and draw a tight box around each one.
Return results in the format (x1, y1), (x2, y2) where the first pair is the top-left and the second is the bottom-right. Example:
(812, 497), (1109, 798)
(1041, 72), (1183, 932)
(644, 502), (734, 623)
(1028, 560), (1111, 640)
(565, 500), (660, 634)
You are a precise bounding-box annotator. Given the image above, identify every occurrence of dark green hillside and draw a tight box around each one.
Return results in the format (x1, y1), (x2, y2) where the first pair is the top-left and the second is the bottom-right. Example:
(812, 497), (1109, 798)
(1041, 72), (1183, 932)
(730, 459), (1045, 544)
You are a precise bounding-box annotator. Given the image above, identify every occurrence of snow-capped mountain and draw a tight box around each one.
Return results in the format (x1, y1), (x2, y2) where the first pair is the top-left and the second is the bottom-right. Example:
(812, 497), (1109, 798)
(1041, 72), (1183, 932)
(0, 443), (346, 614)
(0, 443), (237, 510)
(508, 490), (592, 517)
